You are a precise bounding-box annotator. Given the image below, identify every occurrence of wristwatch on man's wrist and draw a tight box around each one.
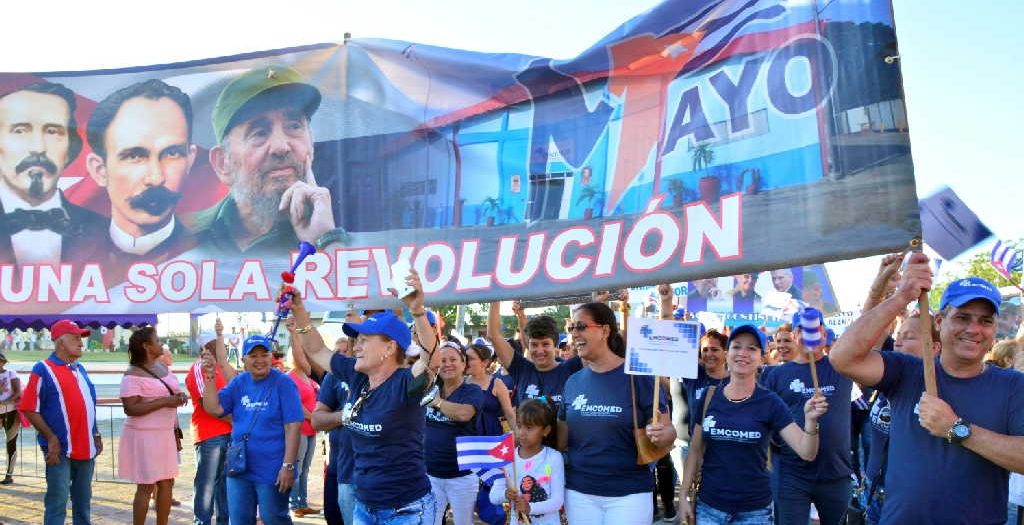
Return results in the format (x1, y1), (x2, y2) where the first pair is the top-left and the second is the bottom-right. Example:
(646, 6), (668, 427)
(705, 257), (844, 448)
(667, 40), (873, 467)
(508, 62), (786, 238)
(946, 417), (971, 445)
(281, 463), (296, 471)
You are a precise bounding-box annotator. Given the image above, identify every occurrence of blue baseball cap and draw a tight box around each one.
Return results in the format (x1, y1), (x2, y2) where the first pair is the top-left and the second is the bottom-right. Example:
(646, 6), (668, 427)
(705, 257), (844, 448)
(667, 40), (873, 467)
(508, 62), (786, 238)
(940, 277), (1001, 314)
(243, 334), (274, 356)
(343, 311), (411, 352)
(727, 324), (766, 354)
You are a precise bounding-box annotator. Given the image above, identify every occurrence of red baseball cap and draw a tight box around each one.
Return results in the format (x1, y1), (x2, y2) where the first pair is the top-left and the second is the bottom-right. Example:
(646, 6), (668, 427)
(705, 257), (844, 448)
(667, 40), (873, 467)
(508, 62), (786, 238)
(50, 320), (91, 341)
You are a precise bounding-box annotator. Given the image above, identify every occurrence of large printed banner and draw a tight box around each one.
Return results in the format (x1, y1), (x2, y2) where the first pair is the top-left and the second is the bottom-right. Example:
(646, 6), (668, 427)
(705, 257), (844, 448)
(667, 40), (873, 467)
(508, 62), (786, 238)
(0, 0), (919, 314)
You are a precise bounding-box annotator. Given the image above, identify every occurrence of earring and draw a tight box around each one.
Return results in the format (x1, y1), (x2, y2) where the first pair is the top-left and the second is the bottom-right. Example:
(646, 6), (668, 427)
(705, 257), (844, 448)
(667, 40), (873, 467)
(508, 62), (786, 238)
(380, 354), (386, 363)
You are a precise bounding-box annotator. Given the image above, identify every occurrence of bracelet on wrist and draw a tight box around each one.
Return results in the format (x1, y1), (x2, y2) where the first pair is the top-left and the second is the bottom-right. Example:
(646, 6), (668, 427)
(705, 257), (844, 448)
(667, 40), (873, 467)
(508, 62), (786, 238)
(805, 422), (820, 435)
(295, 324), (313, 334)
(411, 310), (426, 318)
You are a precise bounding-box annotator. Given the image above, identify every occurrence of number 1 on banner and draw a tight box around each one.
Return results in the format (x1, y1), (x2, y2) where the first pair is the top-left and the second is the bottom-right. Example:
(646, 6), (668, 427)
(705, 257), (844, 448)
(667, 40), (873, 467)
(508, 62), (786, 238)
(625, 319), (700, 379)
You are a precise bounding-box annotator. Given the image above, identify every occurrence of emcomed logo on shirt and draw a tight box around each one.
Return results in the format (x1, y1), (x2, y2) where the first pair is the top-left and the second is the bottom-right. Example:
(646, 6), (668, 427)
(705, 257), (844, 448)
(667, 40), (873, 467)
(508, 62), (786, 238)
(788, 379), (836, 397)
(703, 414), (762, 441)
(525, 384), (541, 398)
(570, 394), (623, 414)
(240, 395), (268, 411)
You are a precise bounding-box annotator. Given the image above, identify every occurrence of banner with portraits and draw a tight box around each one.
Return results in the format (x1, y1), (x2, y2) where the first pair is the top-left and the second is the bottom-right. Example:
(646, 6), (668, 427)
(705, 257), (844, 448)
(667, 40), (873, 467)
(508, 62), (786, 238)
(0, 0), (918, 314)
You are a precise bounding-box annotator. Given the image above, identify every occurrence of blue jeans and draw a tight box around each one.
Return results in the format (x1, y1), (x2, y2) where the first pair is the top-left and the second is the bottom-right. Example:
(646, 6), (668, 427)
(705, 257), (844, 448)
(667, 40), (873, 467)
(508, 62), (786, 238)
(44, 456), (94, 525)
(696, 499), (773, 525)
(354, 491), (435, 525)
(193, 434), (230, 525)
(864, 478), (884, 525)
(773, 474), (852, 525)
(227, 476), (292, 525)
(340, 482), (357, 525)
(289, 434), (316, 509)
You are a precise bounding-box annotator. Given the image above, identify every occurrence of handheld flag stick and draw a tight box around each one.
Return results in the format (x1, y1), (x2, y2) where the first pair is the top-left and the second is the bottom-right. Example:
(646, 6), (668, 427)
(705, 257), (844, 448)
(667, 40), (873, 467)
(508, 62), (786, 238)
(910, 239), (938, 396)
(797, 308), (824, 394)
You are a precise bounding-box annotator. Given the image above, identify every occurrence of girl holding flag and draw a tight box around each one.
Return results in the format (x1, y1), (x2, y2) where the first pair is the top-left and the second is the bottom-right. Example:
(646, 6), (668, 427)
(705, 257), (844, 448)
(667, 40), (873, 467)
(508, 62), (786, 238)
(287, 269), (441, 525)
(490, 398), (565, 525)
(680, 325), (828, 525)
(424, 341), (484, 525)
(556, 301), (675, 525)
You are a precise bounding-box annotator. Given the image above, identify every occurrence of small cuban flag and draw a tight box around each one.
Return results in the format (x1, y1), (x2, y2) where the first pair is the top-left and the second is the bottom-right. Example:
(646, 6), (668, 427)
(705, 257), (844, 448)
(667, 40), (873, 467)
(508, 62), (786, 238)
(795, 307), (824, 348)
(456, 432), (515, 470)
(991, 240), (1022, 280)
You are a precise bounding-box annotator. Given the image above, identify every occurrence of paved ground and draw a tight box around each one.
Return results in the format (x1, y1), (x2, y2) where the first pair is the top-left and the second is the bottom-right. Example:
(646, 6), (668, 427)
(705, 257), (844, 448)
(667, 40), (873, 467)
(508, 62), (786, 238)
(0, 428), (331, 525)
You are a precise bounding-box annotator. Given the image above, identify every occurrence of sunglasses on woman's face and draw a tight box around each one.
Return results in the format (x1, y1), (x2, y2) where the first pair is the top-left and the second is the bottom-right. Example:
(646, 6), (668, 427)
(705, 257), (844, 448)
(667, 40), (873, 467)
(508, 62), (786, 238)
(566, 321), (602, 333)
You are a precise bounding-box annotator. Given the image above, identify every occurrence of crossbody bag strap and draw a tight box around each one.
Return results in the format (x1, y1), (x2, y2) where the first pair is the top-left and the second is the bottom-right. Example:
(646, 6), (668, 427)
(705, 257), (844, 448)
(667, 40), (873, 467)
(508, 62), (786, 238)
(137, 364), (181, 430)
(701, 385), (717, 423)
(241, 374), (276, 441)
(630, 375), (640, 431)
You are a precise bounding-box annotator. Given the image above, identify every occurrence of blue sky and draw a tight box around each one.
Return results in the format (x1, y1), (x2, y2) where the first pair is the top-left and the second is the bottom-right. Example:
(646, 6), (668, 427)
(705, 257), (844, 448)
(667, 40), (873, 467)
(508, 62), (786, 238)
(1, 0), (1019, 310)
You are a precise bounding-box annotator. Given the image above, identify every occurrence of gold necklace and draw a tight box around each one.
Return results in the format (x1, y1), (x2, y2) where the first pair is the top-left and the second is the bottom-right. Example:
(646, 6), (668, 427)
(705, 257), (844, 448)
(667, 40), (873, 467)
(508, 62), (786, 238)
(725, 387), (753, 403)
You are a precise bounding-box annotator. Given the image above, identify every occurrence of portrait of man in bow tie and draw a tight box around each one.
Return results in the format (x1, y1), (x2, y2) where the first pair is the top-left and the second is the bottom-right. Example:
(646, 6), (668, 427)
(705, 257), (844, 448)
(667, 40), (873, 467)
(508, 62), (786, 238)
(0, 82), (105, 266)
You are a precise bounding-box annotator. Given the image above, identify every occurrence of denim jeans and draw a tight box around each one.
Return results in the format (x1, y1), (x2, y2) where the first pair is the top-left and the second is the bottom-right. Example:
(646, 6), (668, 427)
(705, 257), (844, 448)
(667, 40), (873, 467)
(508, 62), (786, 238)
(354, 491), (435, 525)
(772, 474), (852, 525)
(340, 482), (357, 525)
(44, 456), (94, 525)
(696, 499), (773, 525)
(227, 475), (292, 525)
(193, 433), (230, 525)
(289, 434), (316, 509)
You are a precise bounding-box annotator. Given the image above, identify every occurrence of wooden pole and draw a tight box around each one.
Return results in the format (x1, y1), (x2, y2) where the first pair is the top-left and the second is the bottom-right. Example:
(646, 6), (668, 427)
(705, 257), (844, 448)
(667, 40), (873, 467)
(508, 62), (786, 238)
(652, 377), (661, 426)
(910, 239), (938, 396)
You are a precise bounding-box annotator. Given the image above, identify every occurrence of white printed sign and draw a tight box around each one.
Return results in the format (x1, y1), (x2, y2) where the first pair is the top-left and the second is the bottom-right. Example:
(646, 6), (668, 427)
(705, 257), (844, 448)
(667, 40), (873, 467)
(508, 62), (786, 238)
(625, 319), (700, 379)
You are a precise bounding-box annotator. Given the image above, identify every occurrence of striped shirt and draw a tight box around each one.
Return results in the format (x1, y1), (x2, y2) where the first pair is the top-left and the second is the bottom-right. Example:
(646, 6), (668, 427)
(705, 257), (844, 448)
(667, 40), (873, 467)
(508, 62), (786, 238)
(18, 353), (99, 460)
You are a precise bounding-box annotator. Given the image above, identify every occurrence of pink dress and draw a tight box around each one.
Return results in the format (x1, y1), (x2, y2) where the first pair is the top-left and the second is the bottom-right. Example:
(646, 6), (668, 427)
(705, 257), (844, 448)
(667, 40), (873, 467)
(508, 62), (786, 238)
(118, 372), (181, 484)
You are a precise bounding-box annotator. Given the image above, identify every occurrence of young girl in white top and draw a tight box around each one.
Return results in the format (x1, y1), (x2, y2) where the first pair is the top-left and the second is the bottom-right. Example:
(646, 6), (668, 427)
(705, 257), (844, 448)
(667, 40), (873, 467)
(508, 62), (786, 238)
(490, 398), (565, 525)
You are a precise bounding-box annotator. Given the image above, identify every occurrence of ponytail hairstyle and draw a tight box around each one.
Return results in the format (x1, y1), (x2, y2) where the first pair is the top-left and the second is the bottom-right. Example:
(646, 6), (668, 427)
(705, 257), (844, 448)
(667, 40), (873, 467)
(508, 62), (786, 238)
(574, 302), (625, 358)
(517, 398), (558, 449)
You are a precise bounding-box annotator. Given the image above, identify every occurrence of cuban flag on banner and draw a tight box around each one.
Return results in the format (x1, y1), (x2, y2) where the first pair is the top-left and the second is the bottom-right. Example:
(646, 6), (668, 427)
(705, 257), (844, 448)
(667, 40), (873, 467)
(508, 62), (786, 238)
(991, 240), (1023, 280)
(456, 432), (515, 471)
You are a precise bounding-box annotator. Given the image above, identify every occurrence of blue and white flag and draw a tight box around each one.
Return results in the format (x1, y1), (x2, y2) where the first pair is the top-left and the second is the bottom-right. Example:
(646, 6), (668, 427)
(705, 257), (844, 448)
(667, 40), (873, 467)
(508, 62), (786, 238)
(796, 307), (824, 348)
(991, 240), (1022, 280)
(456, 433), (515, 471)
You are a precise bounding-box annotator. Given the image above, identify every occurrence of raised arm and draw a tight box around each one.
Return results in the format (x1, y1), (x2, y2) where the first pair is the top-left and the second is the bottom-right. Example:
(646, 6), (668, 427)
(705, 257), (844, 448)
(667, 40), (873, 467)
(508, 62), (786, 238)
(404, 269), (439, 379)
(489, 301), (515, 371)
(213, 318), (237, 382)
(200, 354), (227, 418)
(287, 290), (334, 376)
(512, 300), (528, 350)
(286, 317), (312, 377)
(493, 379), (518, 431)
(831, 253), (932, 386)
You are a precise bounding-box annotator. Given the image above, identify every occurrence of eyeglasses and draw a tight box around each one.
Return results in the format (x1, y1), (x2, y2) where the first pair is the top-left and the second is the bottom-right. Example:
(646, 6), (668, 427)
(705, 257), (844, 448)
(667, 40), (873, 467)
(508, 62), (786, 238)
(566, 321), (602, 333)
(341, 386), (374, 426)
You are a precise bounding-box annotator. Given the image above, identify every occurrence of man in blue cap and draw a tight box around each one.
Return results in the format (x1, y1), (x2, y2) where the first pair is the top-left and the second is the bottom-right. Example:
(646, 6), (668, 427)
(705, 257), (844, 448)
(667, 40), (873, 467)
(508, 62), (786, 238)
(830, 253), (1024, 525)
(189, 65), (336, 255)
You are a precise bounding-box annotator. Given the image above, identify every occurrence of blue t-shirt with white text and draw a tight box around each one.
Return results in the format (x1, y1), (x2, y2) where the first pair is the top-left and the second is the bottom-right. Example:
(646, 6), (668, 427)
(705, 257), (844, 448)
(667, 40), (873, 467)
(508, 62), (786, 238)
(218, 369), (304, 484)
(874, 352), (1024, 525)
(509, 353), (582, 407)
(331, 353), (431, 507)
(317, 373), (355, 484)
(681, 365), (729, 434)
(696, 385), (793, 513)
(558, 364), (668, 497)
(760, 357), (853, 482)
(425, 381), (484, 478)
(864, 393), (891, 484)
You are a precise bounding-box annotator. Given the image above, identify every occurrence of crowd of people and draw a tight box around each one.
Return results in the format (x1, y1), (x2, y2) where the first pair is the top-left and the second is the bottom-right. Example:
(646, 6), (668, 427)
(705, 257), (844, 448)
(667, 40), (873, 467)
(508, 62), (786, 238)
(4, 253), (1024, 525)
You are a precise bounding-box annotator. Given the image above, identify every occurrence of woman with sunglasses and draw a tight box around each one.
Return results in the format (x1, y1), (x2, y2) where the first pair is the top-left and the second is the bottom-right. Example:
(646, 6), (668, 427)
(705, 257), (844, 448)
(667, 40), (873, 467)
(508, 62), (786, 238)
(288, 269), (441, 525)
(679, 325), (827, 525)
(424, 341), (483, 525)
(556, 302), (675, 525)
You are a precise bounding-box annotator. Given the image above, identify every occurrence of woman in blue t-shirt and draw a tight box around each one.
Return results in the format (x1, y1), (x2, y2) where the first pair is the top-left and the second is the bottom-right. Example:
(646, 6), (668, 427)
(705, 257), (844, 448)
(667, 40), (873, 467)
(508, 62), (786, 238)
(287, 269), (441, 525)
(424, 341), (484, 525)
(556, 302), (676, 525)
(678, 325), (828, 525)
(201, 334), (305, 525)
